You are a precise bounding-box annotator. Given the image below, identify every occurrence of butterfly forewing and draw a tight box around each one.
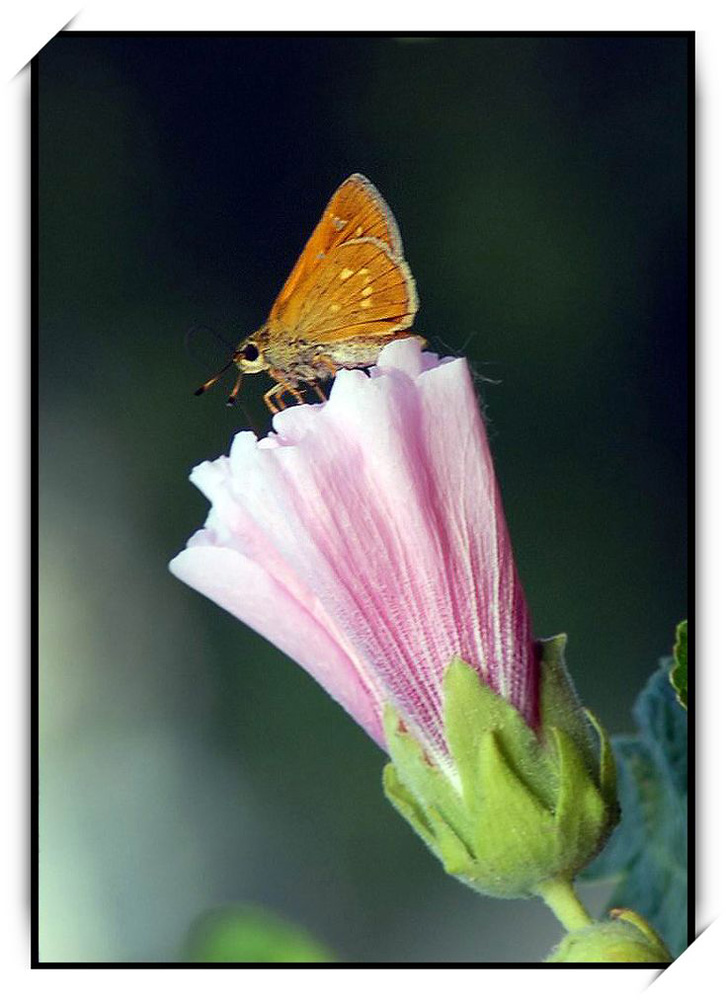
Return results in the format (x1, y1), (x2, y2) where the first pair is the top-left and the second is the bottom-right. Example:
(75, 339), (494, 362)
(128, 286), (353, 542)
(268, 174), (405, 325)
(275, 237), (417, 342)
(329, 174), (403, 254)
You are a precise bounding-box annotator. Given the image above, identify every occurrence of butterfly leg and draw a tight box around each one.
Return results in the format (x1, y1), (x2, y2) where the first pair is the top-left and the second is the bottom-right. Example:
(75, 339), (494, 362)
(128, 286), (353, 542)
(264, 373), (306, 413)
(314, 354), (340, 382)
(263, 384), (282, 414)
(275, 384), (305, 409)
(308, 381), (328, 403)
(288, 384), (306, 406)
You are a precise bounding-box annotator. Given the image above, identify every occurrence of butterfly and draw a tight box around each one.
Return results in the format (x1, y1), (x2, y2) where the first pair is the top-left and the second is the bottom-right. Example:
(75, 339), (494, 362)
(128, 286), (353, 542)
(195, 173), (421, 414)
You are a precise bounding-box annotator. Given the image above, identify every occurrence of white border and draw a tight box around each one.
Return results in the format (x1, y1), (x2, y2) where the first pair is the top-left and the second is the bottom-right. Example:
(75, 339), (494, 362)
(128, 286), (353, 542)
(5, 4), (719, 998)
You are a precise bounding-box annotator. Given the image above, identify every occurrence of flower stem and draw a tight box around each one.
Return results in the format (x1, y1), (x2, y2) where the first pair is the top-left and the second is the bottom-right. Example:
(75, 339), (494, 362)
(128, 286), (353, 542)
(537, 879), (593, 932)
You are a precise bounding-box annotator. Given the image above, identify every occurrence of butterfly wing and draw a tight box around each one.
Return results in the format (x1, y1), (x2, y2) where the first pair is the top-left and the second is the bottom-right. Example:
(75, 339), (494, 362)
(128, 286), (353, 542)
(268, 237), (418, 343)
(268, 174), (405, 325)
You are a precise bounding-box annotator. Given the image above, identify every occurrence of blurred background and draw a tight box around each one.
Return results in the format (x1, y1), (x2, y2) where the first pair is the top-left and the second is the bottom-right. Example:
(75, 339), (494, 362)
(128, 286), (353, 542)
(38, 34), (689, 962)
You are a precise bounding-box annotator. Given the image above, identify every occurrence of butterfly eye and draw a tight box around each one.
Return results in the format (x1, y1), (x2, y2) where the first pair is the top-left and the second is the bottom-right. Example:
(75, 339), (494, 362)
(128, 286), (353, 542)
(243, 343), (260, 362)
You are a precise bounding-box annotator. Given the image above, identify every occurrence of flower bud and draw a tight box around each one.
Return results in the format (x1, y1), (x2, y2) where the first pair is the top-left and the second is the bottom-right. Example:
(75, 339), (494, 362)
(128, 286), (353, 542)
(547, 909), (672, 963)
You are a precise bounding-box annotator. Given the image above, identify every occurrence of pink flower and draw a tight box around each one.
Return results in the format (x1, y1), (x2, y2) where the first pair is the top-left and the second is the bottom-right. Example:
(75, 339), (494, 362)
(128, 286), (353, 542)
(169, 338), (538, 771)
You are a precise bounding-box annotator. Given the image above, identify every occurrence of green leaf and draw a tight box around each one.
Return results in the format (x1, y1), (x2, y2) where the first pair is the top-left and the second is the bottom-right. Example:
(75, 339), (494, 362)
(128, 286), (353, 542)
(670, 620), (688, 709)
(183, 905), (335, 963)
(581, 663), (687, 957)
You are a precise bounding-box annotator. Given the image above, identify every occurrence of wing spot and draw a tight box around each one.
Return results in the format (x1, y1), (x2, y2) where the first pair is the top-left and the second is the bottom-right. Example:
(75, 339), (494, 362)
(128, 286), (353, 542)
(358, 268), (369, 276)
(332, 216), (347, 231)
(361, 299), (372, 309)
(329, 303), (341, 313)
(339, 268), (354, 280)
(355, 226), (363, 236)
(361, 286), (373, 297)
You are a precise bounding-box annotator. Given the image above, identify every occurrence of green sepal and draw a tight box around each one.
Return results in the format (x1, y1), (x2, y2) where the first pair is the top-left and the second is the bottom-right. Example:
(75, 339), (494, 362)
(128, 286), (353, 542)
(551, 726), (609, 876)
(382, 762), (439, 854)
(426, 807), (475, 874)
(465, 729), (557, 896)
(539, 635), (599, 776)
(383, 638), (619, 900)
(382, 704), (471, 851)
(444, 656), (554, 812)
(611, 907), (672, 955)
(584, 708), (618, 812)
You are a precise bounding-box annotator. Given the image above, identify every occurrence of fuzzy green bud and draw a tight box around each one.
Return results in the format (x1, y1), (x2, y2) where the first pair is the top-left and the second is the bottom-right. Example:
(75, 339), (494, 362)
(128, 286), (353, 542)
(547, 909), (672, 963)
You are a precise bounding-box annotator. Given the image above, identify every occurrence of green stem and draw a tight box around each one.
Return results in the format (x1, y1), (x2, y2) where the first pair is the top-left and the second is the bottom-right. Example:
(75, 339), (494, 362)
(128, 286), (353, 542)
(537, 878), (593, 932)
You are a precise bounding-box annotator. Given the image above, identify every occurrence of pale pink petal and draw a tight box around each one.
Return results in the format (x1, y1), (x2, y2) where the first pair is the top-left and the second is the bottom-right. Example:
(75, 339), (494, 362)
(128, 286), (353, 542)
(169, 541), (384, 745)
(414, 358), (537, 726)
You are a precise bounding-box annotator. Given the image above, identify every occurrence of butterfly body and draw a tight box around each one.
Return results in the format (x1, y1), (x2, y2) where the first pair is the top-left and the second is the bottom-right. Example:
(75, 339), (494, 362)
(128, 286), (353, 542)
(195, 174), (420, 413)
(235, 328), (415, 383)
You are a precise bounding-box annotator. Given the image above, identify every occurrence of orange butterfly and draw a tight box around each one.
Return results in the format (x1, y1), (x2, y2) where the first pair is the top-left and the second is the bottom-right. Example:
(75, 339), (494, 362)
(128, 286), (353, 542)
(195, 174), (421, 413)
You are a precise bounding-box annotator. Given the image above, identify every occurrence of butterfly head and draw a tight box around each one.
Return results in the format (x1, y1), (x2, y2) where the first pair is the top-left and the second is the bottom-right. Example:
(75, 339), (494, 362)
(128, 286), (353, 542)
(193, 328), (269, 403)
(233, 332), (268, 374)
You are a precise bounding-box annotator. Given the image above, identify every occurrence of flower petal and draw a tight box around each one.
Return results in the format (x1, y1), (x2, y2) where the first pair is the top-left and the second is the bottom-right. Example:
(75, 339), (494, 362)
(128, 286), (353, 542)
(169, 542), (384, 745)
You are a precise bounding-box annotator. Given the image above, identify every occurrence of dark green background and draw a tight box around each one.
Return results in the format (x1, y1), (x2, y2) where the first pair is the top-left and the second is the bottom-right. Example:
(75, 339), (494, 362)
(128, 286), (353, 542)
(38, 34), (689, 962)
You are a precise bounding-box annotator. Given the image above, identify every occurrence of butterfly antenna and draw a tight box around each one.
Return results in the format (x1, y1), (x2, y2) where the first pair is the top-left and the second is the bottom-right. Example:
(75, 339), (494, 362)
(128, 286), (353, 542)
(194, 360), (235, 396)
(185, 322), (233, 360)
(226, 372), (244, 407)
